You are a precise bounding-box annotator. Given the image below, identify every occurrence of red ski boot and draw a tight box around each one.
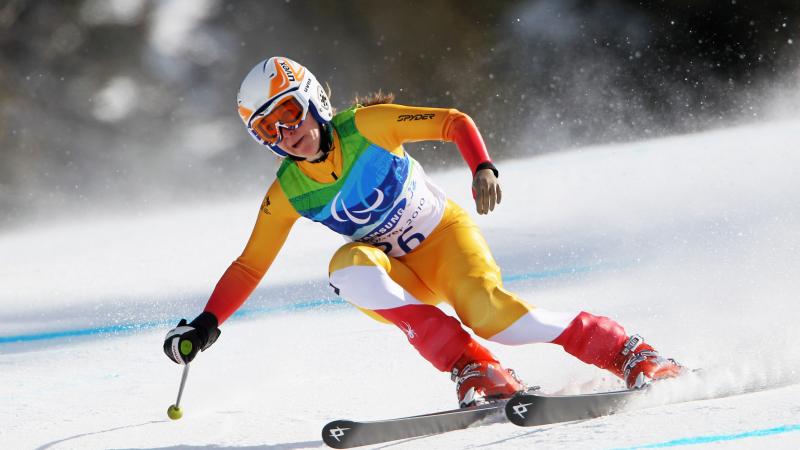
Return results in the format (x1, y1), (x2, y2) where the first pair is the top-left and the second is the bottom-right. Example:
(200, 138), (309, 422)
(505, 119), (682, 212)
(614, 335), (685, 389)
(451, 340), (525, 408)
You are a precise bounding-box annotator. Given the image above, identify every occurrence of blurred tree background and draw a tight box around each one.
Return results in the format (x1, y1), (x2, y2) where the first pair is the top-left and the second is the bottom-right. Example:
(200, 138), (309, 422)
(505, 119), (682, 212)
(1, 0), (798, 228)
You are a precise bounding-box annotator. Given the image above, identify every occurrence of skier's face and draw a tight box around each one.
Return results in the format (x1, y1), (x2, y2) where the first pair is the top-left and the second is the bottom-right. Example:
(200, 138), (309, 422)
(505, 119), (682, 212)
(277, 114), (322, 160)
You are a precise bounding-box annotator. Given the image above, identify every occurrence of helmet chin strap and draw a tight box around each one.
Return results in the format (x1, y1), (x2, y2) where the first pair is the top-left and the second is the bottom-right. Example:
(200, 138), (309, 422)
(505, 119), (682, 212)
(287, 122), (334, 164)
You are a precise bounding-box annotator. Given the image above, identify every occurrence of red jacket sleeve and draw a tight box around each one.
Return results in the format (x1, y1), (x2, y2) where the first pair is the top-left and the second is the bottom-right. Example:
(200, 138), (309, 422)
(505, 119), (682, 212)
(444, 112), (495, 175)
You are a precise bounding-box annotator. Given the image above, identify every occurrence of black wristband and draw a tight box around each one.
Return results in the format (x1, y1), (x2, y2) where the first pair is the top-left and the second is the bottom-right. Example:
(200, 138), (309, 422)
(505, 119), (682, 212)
(475, 161), (499, 178)
(189, 311), (220, 350)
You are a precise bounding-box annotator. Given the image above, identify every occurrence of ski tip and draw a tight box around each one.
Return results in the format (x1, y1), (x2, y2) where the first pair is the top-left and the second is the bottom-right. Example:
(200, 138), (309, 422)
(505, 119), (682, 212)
(322, 420), (357, 449)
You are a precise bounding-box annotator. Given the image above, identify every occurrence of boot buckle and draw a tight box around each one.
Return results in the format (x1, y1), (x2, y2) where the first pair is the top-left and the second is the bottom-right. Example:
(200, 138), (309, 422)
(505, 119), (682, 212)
(621, 334), (643, 356)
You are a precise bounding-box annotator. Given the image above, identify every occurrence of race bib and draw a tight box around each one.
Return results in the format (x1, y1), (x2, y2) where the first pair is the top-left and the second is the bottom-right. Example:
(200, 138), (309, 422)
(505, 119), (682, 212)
(356, 160), (445, 257)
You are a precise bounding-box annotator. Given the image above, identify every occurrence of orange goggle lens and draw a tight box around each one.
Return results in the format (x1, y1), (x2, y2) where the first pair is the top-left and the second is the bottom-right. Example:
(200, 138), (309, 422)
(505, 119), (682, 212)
(250, 96), (307, 145)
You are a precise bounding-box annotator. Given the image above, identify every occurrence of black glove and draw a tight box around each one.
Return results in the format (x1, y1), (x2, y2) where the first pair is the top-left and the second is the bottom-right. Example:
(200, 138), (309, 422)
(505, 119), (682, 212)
(163, 312), (221, 364)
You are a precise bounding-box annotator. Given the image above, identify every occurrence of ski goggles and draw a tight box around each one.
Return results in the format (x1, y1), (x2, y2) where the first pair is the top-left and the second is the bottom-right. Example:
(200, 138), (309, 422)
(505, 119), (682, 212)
(248, 93), (309, 146)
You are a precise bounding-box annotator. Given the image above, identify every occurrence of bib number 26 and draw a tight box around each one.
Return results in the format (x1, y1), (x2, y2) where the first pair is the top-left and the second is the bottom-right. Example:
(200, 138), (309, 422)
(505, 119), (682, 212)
(374, 226), (426, 255)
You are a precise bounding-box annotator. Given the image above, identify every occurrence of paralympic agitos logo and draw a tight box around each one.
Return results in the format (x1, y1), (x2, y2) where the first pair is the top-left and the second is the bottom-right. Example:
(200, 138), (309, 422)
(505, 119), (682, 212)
(330, 189), (386, 225)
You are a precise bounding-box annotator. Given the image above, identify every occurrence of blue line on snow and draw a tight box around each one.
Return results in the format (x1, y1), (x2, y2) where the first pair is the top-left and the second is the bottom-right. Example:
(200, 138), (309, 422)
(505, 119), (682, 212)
(0, 263), (607, 345)
(0, 298), (345, 344)
(612, 424), (800, 449)
(0, 320), (169, 344)
(503, 265), (593, 282)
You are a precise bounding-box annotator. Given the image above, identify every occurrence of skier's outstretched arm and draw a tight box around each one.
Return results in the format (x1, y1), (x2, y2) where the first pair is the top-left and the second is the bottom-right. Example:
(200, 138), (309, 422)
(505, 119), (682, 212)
(163, 181), (299, 364)
(354, 104), (500, 214)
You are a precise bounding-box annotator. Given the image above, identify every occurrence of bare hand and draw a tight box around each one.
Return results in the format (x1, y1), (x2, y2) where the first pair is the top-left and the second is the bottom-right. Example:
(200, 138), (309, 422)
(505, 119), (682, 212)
(472, 168), (502, 215)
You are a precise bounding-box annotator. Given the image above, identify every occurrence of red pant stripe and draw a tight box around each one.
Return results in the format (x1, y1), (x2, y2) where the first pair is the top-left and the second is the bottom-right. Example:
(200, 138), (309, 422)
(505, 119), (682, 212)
(552, 311), (627, 375)
(375, 304), (471, 372)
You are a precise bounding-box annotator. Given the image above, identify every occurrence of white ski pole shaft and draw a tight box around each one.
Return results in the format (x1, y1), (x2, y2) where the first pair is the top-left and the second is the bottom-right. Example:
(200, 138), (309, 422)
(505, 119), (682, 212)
(175, 363), (190, 408)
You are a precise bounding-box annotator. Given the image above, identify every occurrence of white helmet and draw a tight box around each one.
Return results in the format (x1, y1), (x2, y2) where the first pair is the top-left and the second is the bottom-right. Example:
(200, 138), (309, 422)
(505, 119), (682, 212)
(237, 56), (333, 157)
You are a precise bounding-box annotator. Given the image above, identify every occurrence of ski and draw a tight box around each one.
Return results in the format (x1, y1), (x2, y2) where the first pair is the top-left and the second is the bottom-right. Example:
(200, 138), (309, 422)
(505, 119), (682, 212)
(321, 401), (505, 448)
(504, 387), (643, 427)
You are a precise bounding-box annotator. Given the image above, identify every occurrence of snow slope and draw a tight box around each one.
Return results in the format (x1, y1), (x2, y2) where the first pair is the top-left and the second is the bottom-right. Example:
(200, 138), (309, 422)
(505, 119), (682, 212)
(2, 118), (800, 449)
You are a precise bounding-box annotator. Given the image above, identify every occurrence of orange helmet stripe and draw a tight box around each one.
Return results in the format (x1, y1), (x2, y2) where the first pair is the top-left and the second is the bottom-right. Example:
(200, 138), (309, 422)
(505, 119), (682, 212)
(237, 104), (254, 124)
(269, 59), (289, 97)
(269, 58), (306, 98)
(284, 58), (306, 83)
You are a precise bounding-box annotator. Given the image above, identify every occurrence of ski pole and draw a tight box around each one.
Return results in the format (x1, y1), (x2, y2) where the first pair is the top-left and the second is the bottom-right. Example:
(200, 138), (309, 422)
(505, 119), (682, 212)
(167, 363), (190, 420)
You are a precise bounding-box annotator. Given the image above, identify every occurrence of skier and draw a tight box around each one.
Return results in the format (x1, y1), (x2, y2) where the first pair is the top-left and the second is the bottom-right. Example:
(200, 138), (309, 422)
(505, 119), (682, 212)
(164, 57), (683, 408)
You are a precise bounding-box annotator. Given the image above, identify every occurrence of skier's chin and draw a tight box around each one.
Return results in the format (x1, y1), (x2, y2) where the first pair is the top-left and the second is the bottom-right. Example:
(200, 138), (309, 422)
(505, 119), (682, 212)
(291, 143), (324, 161)
(287, 138), (321, 160)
